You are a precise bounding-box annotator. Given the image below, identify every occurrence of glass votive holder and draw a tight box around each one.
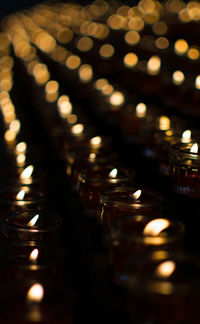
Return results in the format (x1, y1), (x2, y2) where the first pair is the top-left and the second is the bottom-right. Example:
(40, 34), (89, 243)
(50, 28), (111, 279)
(98, 187), (163, 230)
(0, 186), (44, 213)
(1, 209), (62, 242)
(170, 142), (200, 198)
(107, 215), (185, 270)
(0, 241), (65, 281)
(78, 165), (134, 218)
(66, 150), (118, 191)
(114, 250), (200, 323)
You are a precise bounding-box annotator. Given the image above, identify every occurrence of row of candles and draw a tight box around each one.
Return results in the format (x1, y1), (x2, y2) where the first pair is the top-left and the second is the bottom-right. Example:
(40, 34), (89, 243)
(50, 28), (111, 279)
(0, 31), (71, 324)
(2, 1), (200, 322)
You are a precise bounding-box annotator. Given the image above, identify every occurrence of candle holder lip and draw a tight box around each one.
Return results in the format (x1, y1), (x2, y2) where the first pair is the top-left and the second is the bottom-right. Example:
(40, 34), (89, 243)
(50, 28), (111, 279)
(115, 250), (200, 296)
(100, 187), (163, 208)
(3, 210), (62, 233)
(78, 165), (134, 184)
(109, 215), (185, 246)
(171, 142), (200, 159)
(0, 241), (65, 267)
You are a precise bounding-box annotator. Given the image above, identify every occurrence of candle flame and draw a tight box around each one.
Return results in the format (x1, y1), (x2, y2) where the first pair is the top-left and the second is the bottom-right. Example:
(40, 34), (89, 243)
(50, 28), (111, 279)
(155, 260), (176, 278)
(29, 249), (39, 262)
(27, 214), (39, 227)
(182, 129), (191, 142)
(90, 136), (102, 146)
(89, 153), (96, 160)
(108, 168), (118, 178)
(159, 116), (170, 131)
(15, 142), (27, 154)
(136, 103), (146, 118)
(16, 190), (26, 200)
(27, 283), (44, 302)
(143, 218), (170, 236)
(190, 143), (198, 153)
(20, 165), (34, 179)
(71, 123), (84, 135)
(132, 189), (142, 200)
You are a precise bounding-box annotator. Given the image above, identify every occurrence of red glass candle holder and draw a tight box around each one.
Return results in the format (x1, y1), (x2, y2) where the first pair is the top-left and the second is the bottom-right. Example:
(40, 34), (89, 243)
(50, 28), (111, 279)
(107, 215), (185, 270)
(66, 149), (118, 191)
(0, 186), (44, 213)
(78, 165), (134, 218)
(170, 142), (200, 198)
(1, 210), (62, 242)
(98, 187), (163, 230)
(114, 250), (200, 323)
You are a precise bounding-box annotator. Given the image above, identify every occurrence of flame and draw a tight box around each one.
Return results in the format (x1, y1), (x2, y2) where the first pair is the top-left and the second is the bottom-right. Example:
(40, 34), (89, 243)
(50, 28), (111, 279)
(143, 218), (170, 236)
(16, 190), (26, 200)
(155, 260), (176, 278)
(27, 214), (39, 227)
(89, 153), (96, 160)
(132, 189), (142, 200)
(15, 142), (27, 154)
(182, 130), (191, 143)
(108, 168), (118, 178)
(136, 103), (146, 118)
(109, 91), (124, 106)
(27, 283), (44, 303)
(71, 123), (84, 135)
(190, 143), (198, 153)
(90, 136), (102, 147)
(159, 116), (170, 131)
(16, 153), (26, 167)
(20, 165), (34, 179)
(29, 249), (39, 262)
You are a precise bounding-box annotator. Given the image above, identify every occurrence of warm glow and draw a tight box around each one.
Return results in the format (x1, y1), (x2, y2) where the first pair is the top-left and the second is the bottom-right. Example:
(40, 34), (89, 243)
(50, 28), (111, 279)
(27, 283), (44, 303)
(123, 53), (138, 68)
(90, 136), (102, 147)
(102, 84), (114, 96)
(172, 70), (185, 85)
(124, 31), (140, 45)
(99, 44), (115, 59)
(143, 219), (170, 236)
(108, 168), (118, 178)
(45, 80), (59, 94)
(16, 153), (26, 167)
(79, 64), (93, 82)
(67, 114), (78, 125)
(77, 36), (93, 52)
(95, 78), (108, 90)
(132, 189), (142, 200)
(15, 142), (27, 154)
(136, 103), (146, 117)
(174, 39), (188, 55)
(57, 96), (72, 118)
(9, 119), (20, 134)
(195, 75), (200, 89)
(33, 63), (50, 85)
(16, 190), (26, 200)
(152, 21), (168, 35)
(190, 143), (198, 153)
(147, 55), (161, 75)
(89, 153), (96, 161)
(66, 55), (81, 70)
(155, 260), (176, 278)
(4, 130), (16, 143)
(155, 37), (169, 49)
(27, 214), (39, 227)
(187, 47), (199, 60)
(20, 165), (34, 179)
(29, 248), (39, 262)
(71, 123), (84, 135)
(109, 91), (124, 106)
(182, 130), (191, 143)
(159, 116), (171, 130)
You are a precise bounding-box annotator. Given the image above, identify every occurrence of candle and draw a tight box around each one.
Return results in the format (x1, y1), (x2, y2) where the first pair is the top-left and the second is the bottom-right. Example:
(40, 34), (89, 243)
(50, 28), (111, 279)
(1, 210), (62, 242)
(98, 187), (163, 230)
(107, 215), (185, 270)
(78, 165), (134, 218)
(0, 186), (44, 212)
(170, 142), (200, 198)
(114, 250), (200, 323)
